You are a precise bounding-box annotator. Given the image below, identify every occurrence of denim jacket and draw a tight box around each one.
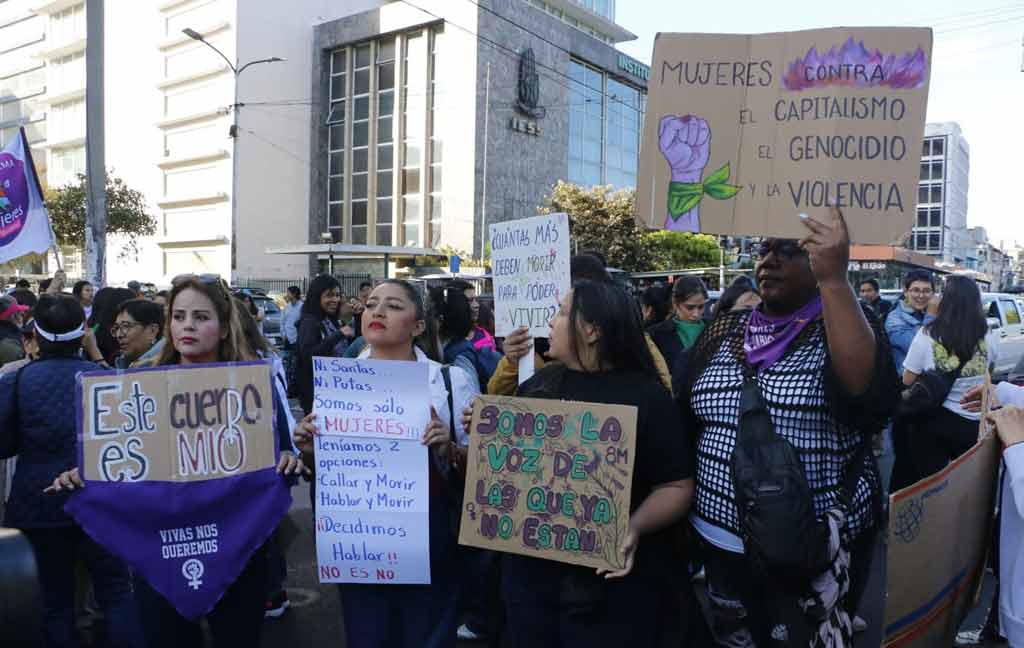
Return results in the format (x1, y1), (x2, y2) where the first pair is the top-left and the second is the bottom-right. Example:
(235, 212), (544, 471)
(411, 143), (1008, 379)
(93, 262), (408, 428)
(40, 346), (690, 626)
(884, 300), (934, 374)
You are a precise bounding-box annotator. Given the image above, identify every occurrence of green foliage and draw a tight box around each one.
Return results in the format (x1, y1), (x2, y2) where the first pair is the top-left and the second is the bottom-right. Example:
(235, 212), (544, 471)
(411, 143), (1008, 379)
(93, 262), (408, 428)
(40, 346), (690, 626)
(44, 172), (156, 261)
(644, 230), (720, 271)
(437, 244), (488, 268)
(538, 181), (721, 272)
(540, 181), (654, 271)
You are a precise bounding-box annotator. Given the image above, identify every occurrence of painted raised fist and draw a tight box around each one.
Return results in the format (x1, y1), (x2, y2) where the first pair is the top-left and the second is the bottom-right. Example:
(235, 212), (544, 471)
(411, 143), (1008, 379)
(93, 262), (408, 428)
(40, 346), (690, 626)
(660, 115), (711, 232)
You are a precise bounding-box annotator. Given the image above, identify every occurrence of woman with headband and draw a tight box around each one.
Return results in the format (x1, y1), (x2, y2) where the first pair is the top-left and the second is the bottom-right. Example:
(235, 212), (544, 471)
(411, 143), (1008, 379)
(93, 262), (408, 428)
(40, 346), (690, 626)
(0, 293), (146, 647)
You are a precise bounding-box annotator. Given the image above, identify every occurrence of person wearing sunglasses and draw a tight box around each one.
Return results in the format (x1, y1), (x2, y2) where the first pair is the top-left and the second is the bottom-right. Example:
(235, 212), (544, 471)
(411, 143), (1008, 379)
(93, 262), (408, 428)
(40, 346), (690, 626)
(679, 207), (899, 646)
(111, 298), (164, 369)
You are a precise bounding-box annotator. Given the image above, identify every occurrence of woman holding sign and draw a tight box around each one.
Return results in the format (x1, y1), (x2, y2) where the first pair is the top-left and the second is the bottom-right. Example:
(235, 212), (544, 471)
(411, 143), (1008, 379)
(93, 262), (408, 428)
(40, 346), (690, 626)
(681, 207), (898, 647)
(293, 279), (477, 648)
(501, 279), (695, 647)
(48, 275), (307, 648)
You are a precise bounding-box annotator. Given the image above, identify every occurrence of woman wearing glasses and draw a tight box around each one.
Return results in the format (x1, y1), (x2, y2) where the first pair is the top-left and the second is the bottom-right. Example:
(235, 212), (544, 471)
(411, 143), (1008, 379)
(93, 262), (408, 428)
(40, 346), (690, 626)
(647, 276), (709, 377)
(110, 298), (164, 368)
(48, 275), (307, 648)
(679, 208), (898, 647)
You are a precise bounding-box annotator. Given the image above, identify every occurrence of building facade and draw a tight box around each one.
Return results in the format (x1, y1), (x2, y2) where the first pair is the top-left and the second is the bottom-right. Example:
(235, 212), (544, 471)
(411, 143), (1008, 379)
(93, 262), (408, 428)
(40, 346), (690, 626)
(911, 121), (972, 265)
(306, 0), (649, 274)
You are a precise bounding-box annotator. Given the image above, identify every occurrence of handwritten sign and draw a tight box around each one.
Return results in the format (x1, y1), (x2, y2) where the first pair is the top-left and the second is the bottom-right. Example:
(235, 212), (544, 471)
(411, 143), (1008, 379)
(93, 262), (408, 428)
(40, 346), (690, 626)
(313, 434), (430, 584)
(79, 362), (277, 482)
(68, 362), (291, 621)
(458, 396), (637, 570)
(313, 357), (430, 441)
(489, 213), (571, 337)
(637, 27), (932, 244)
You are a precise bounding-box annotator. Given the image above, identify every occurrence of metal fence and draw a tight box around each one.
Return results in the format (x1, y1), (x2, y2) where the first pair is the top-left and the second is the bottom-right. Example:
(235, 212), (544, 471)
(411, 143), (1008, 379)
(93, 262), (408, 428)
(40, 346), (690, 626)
(234, 274), (372, 297)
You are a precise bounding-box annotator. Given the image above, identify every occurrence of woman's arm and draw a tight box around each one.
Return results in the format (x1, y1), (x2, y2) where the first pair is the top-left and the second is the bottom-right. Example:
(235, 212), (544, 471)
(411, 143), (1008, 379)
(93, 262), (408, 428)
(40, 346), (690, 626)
(800, 206), (875, 396)
(903, 369), (919, 386)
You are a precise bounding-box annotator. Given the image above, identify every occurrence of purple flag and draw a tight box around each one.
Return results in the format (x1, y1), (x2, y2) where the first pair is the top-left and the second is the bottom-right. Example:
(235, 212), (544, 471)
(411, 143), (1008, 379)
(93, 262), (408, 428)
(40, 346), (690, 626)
(65, 361), (291, 620)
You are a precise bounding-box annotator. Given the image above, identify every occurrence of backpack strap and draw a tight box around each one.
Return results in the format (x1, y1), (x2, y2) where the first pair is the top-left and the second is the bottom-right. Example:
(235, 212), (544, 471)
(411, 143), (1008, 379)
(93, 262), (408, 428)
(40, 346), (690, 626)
(440, 365), (456, 444)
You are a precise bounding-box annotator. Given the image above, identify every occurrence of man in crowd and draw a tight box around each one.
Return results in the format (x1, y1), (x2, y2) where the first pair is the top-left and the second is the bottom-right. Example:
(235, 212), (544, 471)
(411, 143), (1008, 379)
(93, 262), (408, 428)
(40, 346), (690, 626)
(0, 294), (28, 367)
(884, 270), (936, 374)
(859, 278), (892, 321)
(73, 280), (94, 320)
(281, 285), (303, 393)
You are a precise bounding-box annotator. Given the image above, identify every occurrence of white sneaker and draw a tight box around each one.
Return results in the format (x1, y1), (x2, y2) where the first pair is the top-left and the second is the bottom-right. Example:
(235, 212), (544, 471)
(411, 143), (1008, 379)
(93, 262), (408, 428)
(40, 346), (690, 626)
(457, 624), (485, 641)
(852, 616), (867, 633)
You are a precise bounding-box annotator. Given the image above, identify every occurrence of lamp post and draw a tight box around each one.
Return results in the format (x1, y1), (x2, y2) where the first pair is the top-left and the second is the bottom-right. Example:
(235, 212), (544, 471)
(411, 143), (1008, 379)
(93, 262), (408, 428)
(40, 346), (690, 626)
(321, 231), (334, 276)
(182, 28), (284, 280)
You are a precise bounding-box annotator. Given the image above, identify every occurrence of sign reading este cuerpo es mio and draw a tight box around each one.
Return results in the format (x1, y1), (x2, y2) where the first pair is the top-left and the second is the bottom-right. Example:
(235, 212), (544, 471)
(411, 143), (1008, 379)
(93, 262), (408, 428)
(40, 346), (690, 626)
(79, 362), (277, 483)
(637, 27), (933, 245)
(458, 396), (637, 571)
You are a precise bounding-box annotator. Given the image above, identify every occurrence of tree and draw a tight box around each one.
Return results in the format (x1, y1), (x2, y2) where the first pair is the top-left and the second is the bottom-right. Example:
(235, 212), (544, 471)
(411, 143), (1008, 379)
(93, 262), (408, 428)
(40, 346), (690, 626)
(538, 182), (722, 272)
(644, 229), (720, 271)
(539, 181), (654, 271)
(45, 172), (156, 262)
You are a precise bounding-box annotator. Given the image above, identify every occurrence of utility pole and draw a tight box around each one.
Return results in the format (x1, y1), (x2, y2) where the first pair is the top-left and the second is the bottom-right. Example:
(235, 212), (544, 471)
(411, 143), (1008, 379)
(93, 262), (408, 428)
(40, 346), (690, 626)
(182, 28), (283, 282)
(479, 62), (490, 262)
(84, 0), (106, 286)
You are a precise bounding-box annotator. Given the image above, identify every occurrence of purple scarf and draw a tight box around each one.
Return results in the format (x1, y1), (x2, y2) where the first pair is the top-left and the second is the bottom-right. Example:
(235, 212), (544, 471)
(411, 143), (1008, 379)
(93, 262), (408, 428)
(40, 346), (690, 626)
(743, 297), (823, 371)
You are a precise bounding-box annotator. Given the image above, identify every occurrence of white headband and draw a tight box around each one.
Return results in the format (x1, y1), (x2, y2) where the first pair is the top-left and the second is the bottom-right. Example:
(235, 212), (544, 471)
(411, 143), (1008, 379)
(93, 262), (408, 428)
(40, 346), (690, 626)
(35, 321), (85, 342)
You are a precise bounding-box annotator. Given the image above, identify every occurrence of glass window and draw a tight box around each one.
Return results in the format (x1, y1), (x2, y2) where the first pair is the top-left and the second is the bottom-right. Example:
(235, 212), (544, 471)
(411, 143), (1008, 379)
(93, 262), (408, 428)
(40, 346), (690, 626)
(930, 208), (942, 227)
(377, 170), (393, 197)
(1003, 300), (1022, 325)
(919, 163), (929, 180)
(928, 233), (940, 250)
(918, 185), (928, 205)
(916, 209), (927, 227)
(932, 138), (944, 156)
(355, 44), (371, 68)
(930, 185), (942, 204)
(352, 174), (367, 199)
(331, 50), (346, 74)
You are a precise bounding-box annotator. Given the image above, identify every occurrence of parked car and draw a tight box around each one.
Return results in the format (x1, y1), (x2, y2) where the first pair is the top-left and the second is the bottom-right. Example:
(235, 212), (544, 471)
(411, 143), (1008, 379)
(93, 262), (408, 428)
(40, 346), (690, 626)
(253, 295), (283, 347)
(982, 293), (1024, 381)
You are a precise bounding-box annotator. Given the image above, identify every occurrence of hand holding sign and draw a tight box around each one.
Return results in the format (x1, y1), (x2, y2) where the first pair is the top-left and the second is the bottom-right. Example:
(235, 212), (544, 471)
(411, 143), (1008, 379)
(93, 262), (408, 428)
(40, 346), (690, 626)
(44, 467), (83, 493)
(798, 204), (850, 286)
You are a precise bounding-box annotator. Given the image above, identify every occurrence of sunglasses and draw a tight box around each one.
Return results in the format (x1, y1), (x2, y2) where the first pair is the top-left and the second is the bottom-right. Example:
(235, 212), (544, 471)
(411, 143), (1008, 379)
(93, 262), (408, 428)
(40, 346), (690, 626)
(755, 239), (807, 261)
(171, 273), (222, 287)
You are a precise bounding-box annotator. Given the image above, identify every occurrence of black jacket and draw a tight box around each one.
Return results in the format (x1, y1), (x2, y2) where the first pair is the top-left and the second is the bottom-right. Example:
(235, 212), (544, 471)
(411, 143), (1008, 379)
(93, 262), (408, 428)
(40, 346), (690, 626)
(295, 313), (347, 415)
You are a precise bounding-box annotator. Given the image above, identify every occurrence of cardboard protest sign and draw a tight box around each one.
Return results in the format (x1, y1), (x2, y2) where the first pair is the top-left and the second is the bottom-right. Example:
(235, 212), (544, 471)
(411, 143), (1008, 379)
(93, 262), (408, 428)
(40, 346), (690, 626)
(312, 357), (430, 442)
(313, 437), (430, 584)
(489, 212), (571, 338)
(884, 389), (999, 647)
(66, 361), (290, 621)
(458, 396), (637, 570)
(637, 27), (932, 244)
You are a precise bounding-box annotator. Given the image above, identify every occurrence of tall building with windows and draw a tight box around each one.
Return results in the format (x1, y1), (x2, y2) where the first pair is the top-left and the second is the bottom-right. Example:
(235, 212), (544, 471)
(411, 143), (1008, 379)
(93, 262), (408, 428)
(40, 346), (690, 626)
(911, 122), (971, 265)
(305, 0), (648, 273)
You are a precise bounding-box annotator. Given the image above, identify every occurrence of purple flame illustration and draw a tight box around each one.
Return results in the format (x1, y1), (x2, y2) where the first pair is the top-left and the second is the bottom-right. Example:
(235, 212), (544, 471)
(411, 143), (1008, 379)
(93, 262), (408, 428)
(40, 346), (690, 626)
(782, 37), (928, 91)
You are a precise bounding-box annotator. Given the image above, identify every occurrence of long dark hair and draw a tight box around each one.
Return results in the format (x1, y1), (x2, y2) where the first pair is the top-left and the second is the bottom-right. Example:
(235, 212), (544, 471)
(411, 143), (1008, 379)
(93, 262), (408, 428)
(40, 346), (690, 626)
(89, 287), (136, 363)
(640, 284), (671, 323)
(428, 286), (472, 342)
(714, 281), (760, 318)
(567, 280), (658, 378)
(302, 275), (342, 322)
(926, 275), (987, 364)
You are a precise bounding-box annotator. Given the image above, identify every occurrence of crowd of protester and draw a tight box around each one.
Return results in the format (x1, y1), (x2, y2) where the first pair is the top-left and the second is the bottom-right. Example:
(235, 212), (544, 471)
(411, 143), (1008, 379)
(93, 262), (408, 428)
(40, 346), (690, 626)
(1, 204), (1022, 648)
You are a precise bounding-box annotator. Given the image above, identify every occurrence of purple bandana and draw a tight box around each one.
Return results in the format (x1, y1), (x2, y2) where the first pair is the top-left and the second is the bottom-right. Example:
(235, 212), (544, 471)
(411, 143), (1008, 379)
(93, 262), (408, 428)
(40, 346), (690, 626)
(64, 361), (291, 621)
(743, 297), (823, 371)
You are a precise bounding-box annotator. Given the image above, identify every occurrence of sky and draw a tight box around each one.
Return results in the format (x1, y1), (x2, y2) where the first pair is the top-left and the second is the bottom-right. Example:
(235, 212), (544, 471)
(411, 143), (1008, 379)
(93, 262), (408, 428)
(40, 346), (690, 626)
(615, 0), (1024, 249)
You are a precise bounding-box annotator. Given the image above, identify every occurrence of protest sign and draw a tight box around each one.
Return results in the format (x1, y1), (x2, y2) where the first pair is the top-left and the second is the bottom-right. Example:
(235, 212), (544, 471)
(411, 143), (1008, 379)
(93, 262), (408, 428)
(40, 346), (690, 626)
(884, 388), (999, 647)
(489, 212), (571, 338)
(458, 396), (637, 570)
(66, 361), (290, 620)
(312, 357), (430, 442)
(637, 27), (932, 244)
(313, 436), (430, 584)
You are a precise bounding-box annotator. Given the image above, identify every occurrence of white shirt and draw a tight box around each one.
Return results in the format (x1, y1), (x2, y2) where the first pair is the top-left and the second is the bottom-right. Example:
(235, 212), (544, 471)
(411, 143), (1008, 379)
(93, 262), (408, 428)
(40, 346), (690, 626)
(903, 329), (1000, 420)
(994, 382), (1024, 645)
(358, 345), (479, 446)
(282, 301), (303, 345)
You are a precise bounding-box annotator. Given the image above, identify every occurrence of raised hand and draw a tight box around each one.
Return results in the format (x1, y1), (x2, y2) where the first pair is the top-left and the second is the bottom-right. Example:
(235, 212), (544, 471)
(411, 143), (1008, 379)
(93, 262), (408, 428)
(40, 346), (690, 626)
(798, 204), (851, 288)
(659, 115), (711, 182)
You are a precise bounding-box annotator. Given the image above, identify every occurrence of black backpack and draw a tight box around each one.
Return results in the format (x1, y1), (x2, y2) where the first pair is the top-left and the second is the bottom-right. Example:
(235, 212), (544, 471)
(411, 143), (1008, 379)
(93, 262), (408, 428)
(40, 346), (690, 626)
(731, 371), (866, 583)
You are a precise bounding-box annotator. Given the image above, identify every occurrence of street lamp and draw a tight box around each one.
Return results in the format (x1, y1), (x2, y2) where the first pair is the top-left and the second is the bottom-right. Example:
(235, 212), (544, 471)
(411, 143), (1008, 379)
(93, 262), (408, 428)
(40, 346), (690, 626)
(321, 231), (334, 276)
(182, 27), (285, 280)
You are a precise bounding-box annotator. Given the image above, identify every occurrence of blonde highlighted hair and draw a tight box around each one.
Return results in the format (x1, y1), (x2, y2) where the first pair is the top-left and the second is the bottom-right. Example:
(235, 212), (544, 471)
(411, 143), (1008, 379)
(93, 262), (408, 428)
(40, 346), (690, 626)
(156, 277), (256, 365)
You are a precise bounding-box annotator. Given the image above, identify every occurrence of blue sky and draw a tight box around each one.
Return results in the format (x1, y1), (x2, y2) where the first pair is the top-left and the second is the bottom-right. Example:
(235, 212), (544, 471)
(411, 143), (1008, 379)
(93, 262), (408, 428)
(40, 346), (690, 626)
(615, 1), (1024, 248)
